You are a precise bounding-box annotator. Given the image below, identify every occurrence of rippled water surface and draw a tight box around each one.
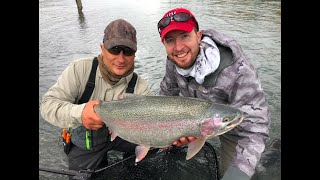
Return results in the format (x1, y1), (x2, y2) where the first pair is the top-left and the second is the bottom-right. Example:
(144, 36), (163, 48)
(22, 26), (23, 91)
(39, 0), (281, 179)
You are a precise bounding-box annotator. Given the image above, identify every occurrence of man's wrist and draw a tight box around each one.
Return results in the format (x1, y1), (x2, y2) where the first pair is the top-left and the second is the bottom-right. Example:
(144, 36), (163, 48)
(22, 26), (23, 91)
(71, 103), (86, 124)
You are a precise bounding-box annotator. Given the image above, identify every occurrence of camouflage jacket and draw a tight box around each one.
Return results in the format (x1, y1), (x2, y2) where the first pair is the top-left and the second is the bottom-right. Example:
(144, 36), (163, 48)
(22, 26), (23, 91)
(159, 29), (271, 178)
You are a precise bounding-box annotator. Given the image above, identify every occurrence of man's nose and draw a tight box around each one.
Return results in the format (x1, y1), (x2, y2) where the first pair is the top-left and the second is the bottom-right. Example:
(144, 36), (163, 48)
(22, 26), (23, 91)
(174, 39), (184, 51)
(117, 51), (126, 62)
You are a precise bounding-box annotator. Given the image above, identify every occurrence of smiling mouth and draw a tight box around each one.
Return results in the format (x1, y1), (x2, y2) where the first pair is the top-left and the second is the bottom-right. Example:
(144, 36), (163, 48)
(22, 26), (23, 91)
(115, 64), (125, 68)
(176, 52), (187, 58)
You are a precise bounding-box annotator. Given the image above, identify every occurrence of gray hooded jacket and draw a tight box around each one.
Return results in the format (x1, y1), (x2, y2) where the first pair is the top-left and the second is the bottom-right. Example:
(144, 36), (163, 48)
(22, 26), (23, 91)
(159, 29), (271, 178)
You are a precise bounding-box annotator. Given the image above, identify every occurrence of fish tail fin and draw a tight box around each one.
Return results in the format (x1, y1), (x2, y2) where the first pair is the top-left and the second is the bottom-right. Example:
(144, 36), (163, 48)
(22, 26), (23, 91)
(135, 145), (150, 163)
(186, 137), (206, 160)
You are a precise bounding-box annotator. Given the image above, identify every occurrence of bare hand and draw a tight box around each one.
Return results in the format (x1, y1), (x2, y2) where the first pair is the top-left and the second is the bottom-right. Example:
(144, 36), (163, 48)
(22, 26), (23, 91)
(81, 100), (104, 130)
(172, 136), (197, 147)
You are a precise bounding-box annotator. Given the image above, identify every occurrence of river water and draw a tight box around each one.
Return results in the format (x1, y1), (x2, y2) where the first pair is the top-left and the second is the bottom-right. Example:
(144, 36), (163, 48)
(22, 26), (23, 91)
(39, 0), (281, 179)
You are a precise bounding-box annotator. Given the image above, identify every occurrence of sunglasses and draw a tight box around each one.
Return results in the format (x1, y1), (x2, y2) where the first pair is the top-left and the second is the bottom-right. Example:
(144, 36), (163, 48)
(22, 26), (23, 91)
(157, 12), (199, 34)
(107, 46), (136, 56)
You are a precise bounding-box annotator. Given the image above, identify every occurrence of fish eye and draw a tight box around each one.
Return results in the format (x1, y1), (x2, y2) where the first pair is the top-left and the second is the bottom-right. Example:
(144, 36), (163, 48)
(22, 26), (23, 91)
(222, 117), (230, 122)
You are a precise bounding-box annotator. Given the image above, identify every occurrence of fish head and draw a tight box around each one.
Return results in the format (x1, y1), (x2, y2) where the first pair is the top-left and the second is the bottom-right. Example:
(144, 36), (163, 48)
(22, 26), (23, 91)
(200, 107), (245, 138)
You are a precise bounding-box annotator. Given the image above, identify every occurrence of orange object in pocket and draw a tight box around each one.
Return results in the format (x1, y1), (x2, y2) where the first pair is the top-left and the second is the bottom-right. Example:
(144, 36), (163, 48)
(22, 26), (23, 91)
(66, 133), (71, 143)
(62, 128), (67, 140)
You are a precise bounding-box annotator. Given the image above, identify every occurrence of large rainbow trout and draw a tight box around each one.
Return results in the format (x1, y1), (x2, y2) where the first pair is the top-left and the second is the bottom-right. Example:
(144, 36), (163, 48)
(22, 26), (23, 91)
(94, 95), (245, 162)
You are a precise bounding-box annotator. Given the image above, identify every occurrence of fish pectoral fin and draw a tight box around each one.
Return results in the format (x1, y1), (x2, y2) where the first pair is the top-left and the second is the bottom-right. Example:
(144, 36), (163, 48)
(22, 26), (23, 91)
(135, 145), (150, 163)
(186, 137), (206, 160)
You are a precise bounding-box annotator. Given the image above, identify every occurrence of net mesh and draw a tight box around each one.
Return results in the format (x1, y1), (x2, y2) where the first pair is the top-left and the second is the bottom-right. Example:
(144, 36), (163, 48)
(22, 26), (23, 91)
(92, 142), (219, 180)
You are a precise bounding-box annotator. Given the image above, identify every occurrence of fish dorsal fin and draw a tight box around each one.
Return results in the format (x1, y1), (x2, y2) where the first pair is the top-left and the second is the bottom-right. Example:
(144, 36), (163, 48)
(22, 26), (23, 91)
(117, 93), (140, 100)
(186, 137), (206, 160)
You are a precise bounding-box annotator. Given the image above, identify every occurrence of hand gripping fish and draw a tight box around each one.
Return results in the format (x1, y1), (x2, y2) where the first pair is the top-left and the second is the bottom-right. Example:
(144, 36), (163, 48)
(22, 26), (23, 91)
(93, 95), (245, 163)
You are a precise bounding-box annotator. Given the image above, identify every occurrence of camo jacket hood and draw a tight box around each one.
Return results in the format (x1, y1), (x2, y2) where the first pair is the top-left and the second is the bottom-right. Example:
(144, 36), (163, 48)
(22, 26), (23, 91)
(159, 29), (271, 177)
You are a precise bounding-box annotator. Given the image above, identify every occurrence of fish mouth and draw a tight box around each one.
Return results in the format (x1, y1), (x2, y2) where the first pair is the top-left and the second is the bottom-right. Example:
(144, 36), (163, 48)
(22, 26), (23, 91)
(219, 114), (244, 133)
(229, 114), (244, 126)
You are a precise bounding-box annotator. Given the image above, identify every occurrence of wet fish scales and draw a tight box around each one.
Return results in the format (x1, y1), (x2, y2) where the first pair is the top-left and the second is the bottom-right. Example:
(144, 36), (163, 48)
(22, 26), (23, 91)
(94, 95), (244, 161)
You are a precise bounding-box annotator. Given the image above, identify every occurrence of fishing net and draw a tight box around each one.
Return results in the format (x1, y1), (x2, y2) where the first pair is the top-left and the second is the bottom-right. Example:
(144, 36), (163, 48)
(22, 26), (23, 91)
(92, 142), (219, 180)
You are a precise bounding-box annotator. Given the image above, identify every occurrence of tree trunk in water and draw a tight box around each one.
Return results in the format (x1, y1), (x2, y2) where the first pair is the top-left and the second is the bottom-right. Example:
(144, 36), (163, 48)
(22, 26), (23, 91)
(76, 0), (83, 15)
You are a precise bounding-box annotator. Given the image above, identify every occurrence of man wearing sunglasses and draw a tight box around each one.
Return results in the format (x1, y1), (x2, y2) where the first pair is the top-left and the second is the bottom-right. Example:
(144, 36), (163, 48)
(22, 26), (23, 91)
(40, 19), (153, 179)
(157, 8), (270, 180)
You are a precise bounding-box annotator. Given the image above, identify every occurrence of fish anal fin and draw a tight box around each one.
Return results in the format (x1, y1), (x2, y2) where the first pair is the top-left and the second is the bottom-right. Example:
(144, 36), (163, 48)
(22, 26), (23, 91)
(135, 145), (150, 163)
(186, 137), (206, 160)
(110, 131), (118, 141)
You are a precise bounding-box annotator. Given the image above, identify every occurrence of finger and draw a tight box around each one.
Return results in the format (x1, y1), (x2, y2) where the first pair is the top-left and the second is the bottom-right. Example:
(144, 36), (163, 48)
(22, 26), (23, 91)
(187, 136), (197, 142)
(91, 99), (101, 105)
(172, 140), (182, 147)
(172, 141), (178, 145)
(85, 117), (104, 127)
(179, 137), (188, 144)
(117, 94), (125, 100)
(92, 102), (102, 119)
(89, 124), (104, 130)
